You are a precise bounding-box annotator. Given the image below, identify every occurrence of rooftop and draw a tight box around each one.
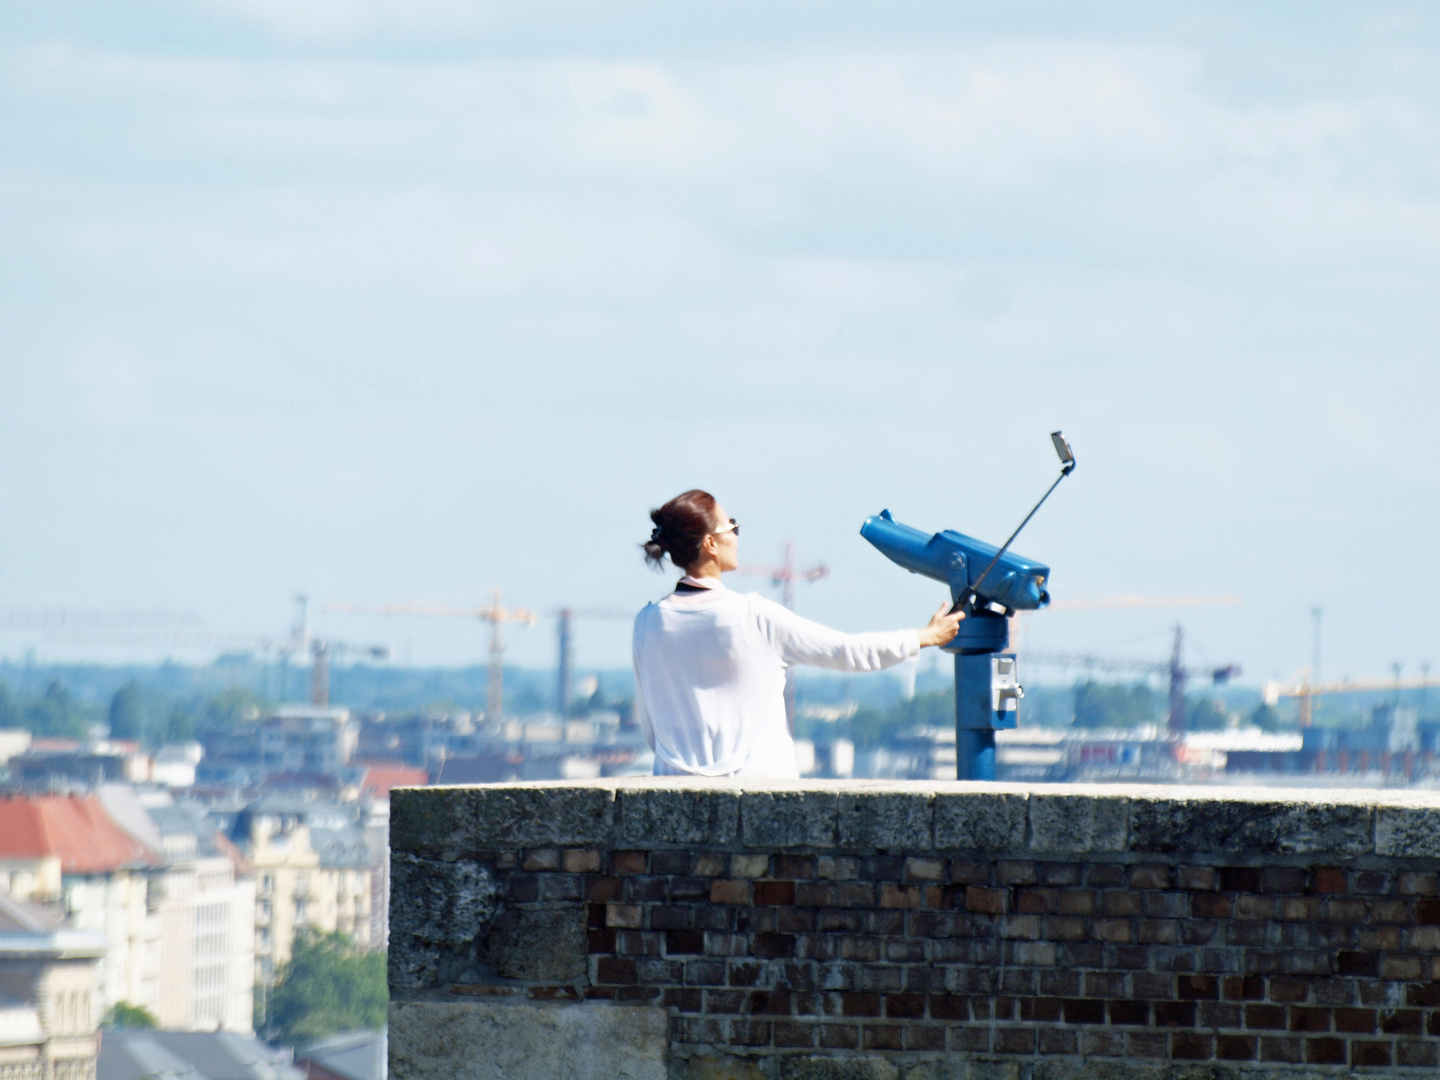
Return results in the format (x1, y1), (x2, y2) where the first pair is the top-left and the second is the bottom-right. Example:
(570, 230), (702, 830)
(0, 794), (162, 873)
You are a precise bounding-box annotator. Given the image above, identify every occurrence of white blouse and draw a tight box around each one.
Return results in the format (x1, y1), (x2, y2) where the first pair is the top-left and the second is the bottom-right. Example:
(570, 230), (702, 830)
(632, 578), (921, 778)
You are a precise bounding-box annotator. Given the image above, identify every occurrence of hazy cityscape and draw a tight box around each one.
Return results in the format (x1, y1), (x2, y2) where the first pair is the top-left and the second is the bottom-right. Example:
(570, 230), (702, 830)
(5, 0), (1440, 1077)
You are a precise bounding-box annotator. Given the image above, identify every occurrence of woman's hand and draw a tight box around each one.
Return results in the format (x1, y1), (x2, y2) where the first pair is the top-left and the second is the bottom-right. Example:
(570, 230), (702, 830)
(917, 601), (964, 648)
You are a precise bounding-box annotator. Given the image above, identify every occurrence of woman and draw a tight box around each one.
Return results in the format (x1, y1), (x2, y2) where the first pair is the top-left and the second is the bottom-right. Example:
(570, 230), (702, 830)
(633, 489), (962, 779)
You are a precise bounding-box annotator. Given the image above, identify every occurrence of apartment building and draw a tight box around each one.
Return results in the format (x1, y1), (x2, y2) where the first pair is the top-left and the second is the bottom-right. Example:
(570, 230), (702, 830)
(0, 887), (104, 1080)
(231, 796), (373, 985)
(0, 796), (161, 1019)
(144, 800), (255, 1034)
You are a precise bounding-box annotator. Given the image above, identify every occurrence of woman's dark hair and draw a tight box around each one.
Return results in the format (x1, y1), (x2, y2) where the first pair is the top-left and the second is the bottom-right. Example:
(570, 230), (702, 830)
(643, 489), (719, 570)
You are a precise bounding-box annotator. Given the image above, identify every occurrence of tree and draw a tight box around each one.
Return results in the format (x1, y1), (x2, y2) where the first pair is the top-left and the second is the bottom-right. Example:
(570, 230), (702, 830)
(107, 681), (146, 740)
(102, 1002), (157, 1029)
(1186, 697), (1229, 732)
(1073, 682), (1157, 730)
(164, 709), (194, 744)
(26, 680), (86, 738)
(264, 931), (386, 1046)
(0, 683), (21, 729)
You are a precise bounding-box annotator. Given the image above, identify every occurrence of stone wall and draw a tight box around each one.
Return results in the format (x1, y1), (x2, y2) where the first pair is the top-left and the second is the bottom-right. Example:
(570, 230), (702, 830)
(387, 781), (1440, 1079)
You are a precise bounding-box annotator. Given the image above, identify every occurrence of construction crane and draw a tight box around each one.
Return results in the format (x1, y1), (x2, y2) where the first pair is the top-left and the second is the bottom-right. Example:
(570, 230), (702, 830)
(308, 638), (390, 706)
(1264, 670), (1436, 726)
(739, 542), (830, 611)
(325, 591), (537, 721)
(1011, 594), (1243, 656)
(0, 608), (201, 631)
(36, 594), (386, 706)
(555, 607), (632, 715)
(1026, 624), (1242, 737)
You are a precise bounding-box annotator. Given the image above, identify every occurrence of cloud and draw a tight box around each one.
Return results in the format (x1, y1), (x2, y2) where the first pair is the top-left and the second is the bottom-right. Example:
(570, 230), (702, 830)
(192, 0), (497, 42)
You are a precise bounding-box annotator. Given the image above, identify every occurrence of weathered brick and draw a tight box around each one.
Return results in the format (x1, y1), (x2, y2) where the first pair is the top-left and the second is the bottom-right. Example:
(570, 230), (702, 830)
(1351, 1040), (1393, 1067)
(692, 854), (724, 876)
(753, 881), (795, 906)
(1093, 919), (1130, 943)
(731, 1020), (771, 1046)
(1171, 1032), (1214, 1060)
(1055, 889), (1096, 916)
(1192, 893), (1232, 918)
(1097, 891), (1140, 918)
(997, 861), (1038, 886)
(1109, 1000), (1148, 1025)
(1245, 1003), (1286, 1028)
(860, 1025), (902, 1051)
(841, 993), (881, 1017)
(818, 1023), (859, 1049)
(710, 880), (752, 905)
(562, 848), (602, 873)
(1399, 1040), (1440, 1067)
(1153, 1001), (1196, 1026)
(1126, 1031), (1168, 1058)
(948, 861), (988, 885)
(1310, 866), (1347, 894)
(1289, 1006), (1330, 1032)
(951, 1026), (990, 1052)
(966, 886), (1008, 914)
(612, 850), (648, 874)
(1399, 872), (1439, 895)
(523, 848), (560, 871)
(1178, 865), (1217, 891)
(773, 1020), (814, 1048)
(836, 883), (875, 908)
(815, 855), (858, 880)
(1216, 1034), (1256, 1060)
(1260, 1035), (1302, 1063)
(606, 903), (643, 929)
(880, 883), (923, 910)
(994, 1028), (1035, 1055)
(1129, 864), (1170, 889)
(1337, 951), (1377, 977)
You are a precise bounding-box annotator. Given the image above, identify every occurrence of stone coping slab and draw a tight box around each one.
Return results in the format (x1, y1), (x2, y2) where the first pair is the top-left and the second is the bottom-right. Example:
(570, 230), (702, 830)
(390, 780), (1440, 860)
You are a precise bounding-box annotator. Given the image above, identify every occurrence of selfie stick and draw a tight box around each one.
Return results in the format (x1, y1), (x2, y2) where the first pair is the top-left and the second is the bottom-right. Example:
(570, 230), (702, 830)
(948, 431), (1076, 616)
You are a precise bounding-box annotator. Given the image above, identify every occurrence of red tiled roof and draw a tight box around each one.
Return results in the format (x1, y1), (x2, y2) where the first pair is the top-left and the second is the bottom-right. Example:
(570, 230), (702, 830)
(28, 739), (81, 753)
(358, 763), (429, 799)
(0, 795), (162, 873)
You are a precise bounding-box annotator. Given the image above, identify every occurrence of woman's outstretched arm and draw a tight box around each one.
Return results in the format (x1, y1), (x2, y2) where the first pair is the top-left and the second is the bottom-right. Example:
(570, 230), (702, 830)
(768, 599), (961, 672)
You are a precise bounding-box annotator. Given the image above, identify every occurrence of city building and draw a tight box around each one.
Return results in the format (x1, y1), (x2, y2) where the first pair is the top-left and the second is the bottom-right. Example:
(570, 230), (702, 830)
(97, 1030), (304, 1080)
(200, 708), (357, 787)
(139, 798), (255, 1034)
(0, 796), (162, 1020)
(229, 796), (373, 986)
(0, 890), (104, 1080)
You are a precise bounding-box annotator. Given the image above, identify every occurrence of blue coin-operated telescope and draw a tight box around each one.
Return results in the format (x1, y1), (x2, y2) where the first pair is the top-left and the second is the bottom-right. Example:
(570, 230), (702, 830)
(861, 432), (1075, 780)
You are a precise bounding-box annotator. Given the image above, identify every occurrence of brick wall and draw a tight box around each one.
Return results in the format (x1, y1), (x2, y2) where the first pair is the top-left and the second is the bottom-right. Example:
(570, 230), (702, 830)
(387, 782), (1440, 1079)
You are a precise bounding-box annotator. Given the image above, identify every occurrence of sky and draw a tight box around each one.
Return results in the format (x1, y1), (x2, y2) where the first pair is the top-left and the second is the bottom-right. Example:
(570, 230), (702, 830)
(1, 2), (1438, 688)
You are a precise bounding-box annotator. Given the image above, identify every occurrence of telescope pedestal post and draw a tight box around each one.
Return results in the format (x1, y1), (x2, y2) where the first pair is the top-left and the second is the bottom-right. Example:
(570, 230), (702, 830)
(950, 610), (1016, 781)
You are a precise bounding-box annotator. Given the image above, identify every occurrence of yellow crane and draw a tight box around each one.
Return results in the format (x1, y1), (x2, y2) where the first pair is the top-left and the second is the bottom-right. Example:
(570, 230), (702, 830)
(325, 591), (538, 721)
(1264, 671), (1434, 726)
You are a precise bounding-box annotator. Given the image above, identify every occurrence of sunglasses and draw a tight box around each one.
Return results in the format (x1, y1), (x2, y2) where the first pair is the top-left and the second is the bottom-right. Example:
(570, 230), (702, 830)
(712, 518), (739, 537)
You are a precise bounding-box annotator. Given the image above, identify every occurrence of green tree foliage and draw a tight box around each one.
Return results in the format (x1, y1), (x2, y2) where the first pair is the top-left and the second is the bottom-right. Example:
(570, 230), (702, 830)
(200, 688), (265, 730)
(25, 680), (87, 738)
(107, 681), (146, 740)
(1186, 697), (1229, 731)
(265, 931), (386, 1046)
(1072, 681), (1157, 730)
(0, 683), (22, 729)
(102, 1002), (158, 1029)
(1248, 702), (1290, 731)
(164, 710), (194, 744)
(825, 689), (954, 748)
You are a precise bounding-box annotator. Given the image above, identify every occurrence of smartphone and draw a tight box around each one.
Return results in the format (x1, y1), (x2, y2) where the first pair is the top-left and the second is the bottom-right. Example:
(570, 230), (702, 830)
(1050, 430), (1075, 466)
